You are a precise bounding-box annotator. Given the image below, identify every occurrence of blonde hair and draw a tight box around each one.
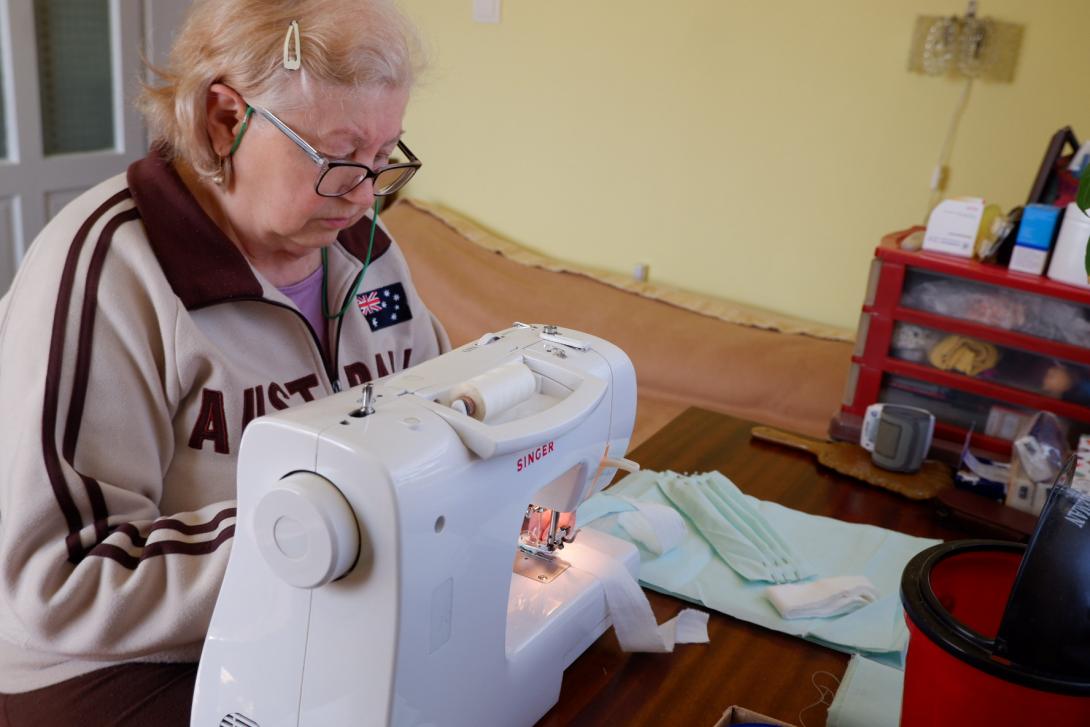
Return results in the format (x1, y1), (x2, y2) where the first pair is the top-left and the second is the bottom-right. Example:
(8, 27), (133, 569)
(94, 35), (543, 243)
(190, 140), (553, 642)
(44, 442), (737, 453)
(139, 0), (423, 178)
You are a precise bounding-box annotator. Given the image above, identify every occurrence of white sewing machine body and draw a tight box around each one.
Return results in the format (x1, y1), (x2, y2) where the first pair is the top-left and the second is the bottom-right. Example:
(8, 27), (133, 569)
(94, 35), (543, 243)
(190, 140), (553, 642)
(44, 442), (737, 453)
(191, 325), (638, 727)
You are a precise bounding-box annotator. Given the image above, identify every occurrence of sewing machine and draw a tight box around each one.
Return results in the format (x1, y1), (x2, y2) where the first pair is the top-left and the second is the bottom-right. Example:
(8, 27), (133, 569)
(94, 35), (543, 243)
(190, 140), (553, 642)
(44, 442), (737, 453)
(191, 324), (640, 727)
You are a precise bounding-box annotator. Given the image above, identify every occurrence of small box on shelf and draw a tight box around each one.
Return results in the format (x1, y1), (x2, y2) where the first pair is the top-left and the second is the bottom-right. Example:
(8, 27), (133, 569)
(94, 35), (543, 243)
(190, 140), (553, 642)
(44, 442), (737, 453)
(1008, 204), (1062, 275)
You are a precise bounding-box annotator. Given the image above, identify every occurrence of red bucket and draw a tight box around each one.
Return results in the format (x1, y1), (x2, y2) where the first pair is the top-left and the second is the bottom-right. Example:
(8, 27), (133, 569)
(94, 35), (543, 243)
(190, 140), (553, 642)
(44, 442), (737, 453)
(900, 540), (1090, 726)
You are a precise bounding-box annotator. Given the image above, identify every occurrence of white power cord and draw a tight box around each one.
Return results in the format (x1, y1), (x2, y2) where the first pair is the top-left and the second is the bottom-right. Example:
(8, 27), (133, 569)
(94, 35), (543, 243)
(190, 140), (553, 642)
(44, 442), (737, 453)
(926, 77), (974, 221)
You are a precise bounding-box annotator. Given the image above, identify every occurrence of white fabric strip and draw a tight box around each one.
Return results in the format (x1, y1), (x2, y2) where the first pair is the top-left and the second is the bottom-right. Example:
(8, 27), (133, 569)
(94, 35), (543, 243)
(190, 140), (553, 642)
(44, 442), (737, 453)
(616, 498), (687, 556)
(766, 575), (880, 620)
(566, 539), (709, 653)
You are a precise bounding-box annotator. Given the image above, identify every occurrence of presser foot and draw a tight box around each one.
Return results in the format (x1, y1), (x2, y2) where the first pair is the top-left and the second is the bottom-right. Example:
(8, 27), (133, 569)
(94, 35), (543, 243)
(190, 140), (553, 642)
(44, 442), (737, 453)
(514, 545), (571, 584)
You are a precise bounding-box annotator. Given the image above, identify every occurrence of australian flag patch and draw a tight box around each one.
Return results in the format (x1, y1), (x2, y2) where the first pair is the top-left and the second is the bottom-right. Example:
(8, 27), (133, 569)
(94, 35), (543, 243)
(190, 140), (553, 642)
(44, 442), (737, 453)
(356, 282), (413, 331)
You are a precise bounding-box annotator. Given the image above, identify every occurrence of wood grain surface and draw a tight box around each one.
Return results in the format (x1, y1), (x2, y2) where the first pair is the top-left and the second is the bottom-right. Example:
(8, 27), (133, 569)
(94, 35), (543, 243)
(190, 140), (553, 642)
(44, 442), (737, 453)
(749, 425), (953, 501)
(535, 407), (975, 727)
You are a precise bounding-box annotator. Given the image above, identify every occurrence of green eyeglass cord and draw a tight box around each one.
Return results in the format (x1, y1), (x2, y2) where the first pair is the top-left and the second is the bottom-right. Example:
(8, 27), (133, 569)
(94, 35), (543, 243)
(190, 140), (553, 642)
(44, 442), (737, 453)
(228, 106), (254, 157)
(321, 200), (380, 320)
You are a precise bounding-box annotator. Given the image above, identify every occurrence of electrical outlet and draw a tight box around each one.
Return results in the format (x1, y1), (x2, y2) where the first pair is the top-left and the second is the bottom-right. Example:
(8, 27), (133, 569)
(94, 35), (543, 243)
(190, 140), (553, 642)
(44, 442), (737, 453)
(472, 0), (501, 24)
(633, 263), (649, 283)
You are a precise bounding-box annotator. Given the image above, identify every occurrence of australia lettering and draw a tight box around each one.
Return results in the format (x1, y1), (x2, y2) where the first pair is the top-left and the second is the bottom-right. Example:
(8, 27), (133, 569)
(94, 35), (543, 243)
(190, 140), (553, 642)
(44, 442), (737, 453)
(241, 385), (266, 430)
(188, 389), (229, 455)
(188, 349), (414, 455)
(343, 348), (413, 387)
(187, 374), (318, 455)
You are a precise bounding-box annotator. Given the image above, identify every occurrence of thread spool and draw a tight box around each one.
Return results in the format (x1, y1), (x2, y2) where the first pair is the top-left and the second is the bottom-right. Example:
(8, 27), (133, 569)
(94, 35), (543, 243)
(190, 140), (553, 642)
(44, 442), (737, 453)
(450, 363), (537, 422)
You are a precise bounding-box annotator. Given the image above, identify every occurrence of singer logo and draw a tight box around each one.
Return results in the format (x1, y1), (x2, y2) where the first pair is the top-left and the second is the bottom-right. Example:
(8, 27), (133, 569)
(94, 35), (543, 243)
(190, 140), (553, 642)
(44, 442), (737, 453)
(517, 441), (555, 472)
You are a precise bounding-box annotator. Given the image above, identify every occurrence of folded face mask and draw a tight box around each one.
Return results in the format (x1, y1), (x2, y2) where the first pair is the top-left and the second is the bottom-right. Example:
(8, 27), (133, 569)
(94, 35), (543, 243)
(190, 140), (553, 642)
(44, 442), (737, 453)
(657, 475), (787, 582)
(658, 471), (813, 584)
(700, 472), (813, 580)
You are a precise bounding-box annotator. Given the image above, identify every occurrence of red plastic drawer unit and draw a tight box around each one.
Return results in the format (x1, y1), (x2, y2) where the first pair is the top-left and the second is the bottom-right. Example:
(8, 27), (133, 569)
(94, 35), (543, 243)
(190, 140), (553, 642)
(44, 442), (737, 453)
(831, 228), (1090, 460)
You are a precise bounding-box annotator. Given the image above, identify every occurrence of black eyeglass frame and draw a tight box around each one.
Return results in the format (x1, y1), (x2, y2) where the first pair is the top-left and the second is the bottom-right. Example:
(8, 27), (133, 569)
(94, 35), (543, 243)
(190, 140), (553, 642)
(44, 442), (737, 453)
(249, 104), (421, 198)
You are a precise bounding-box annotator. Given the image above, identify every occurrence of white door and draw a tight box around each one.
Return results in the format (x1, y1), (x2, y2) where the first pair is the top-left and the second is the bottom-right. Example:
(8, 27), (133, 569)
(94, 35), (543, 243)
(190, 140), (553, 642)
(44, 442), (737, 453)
(0, 0), (189, 294)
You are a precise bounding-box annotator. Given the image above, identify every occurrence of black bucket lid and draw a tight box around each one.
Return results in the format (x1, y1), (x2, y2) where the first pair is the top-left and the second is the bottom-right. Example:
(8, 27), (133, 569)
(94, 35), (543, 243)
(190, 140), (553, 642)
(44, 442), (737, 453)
(901, 539), (1090, 695)
(996, 456), (1090, 679)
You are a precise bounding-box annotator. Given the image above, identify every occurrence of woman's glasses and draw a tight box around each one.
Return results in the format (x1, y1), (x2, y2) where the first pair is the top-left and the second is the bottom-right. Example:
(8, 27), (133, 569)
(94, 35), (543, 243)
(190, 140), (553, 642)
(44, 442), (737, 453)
(249, 105), (421, 198)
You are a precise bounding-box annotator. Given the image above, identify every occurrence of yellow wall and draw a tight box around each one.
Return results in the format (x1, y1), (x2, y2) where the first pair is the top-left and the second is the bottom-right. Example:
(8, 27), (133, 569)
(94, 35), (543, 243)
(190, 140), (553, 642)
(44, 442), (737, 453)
(398, 0), (1090, 330)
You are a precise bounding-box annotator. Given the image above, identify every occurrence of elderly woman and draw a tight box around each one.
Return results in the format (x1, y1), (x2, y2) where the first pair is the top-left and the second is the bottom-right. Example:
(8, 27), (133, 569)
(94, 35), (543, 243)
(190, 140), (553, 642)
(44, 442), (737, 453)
(0, 1), (446, 723)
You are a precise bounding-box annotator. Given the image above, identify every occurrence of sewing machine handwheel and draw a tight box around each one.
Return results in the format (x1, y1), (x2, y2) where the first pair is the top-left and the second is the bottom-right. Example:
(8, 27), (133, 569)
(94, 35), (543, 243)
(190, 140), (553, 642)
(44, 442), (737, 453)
(253, 472), (360, 589)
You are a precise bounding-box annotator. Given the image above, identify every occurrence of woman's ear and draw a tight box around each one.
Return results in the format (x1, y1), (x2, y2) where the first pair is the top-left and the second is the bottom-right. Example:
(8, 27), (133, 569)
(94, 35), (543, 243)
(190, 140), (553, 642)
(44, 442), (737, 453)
(206, 83), (248, 157)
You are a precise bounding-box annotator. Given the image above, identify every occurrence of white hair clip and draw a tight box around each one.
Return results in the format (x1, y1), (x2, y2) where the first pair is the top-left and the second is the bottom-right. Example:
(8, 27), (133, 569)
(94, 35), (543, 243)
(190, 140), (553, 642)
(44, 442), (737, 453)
(282, 20), (301, 70)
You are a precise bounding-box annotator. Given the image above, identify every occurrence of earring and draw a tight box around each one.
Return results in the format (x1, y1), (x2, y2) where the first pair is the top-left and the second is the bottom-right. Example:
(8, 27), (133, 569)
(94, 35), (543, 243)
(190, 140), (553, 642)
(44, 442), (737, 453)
(212, 156), (232, 188)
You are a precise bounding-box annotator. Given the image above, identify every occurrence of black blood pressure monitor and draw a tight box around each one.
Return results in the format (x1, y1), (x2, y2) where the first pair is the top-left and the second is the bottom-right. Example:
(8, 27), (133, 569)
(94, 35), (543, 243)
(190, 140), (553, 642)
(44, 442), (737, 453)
(860, 404), (936, 473)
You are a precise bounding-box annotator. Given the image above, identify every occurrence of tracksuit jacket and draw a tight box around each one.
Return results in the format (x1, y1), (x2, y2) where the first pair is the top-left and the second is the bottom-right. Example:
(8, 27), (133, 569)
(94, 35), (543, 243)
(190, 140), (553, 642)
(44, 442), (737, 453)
(0, 151), (448, 691)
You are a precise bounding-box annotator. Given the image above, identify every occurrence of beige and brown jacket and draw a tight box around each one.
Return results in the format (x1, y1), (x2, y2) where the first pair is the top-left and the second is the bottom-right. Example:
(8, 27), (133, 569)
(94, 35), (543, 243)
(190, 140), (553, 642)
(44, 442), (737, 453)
(0, 152), (448, 691)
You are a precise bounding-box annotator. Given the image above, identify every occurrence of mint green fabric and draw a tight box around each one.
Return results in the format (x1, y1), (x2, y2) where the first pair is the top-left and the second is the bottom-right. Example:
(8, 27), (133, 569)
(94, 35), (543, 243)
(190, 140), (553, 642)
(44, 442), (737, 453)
(659, 471), (814, 583)
(577, 470), (941, 665)
(827, 655), (904, 727)
(657, 476), (789, 582)
(704, 471), (811, 579)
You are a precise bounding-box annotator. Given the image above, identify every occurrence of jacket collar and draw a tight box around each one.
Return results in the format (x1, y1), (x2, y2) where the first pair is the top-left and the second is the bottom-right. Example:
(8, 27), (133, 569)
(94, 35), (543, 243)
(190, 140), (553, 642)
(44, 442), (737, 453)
(126, 149), (391, 310)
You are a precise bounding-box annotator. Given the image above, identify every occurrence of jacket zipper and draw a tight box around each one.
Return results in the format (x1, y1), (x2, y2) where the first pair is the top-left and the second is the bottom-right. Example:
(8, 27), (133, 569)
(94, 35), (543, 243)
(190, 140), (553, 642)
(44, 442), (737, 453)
(332, 313), (347, 392)
(330, 259), (369, 394)
(225, 257), (365, 394)
(228, 297), (341, 394)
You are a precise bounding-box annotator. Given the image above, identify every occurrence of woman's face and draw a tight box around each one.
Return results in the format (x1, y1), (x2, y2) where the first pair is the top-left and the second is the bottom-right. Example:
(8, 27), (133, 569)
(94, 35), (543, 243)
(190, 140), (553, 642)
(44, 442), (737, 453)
(227, 84), (411, 258)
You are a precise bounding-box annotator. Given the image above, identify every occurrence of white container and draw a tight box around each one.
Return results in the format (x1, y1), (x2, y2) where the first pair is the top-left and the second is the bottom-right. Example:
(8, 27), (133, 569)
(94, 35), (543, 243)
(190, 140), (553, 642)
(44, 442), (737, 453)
(1046, 202), (1090, 288)
(922, 197), (984, 258)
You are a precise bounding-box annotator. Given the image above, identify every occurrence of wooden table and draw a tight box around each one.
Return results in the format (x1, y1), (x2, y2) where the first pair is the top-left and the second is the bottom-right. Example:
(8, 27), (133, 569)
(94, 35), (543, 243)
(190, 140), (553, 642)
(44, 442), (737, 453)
(536, 407), (973, 727)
